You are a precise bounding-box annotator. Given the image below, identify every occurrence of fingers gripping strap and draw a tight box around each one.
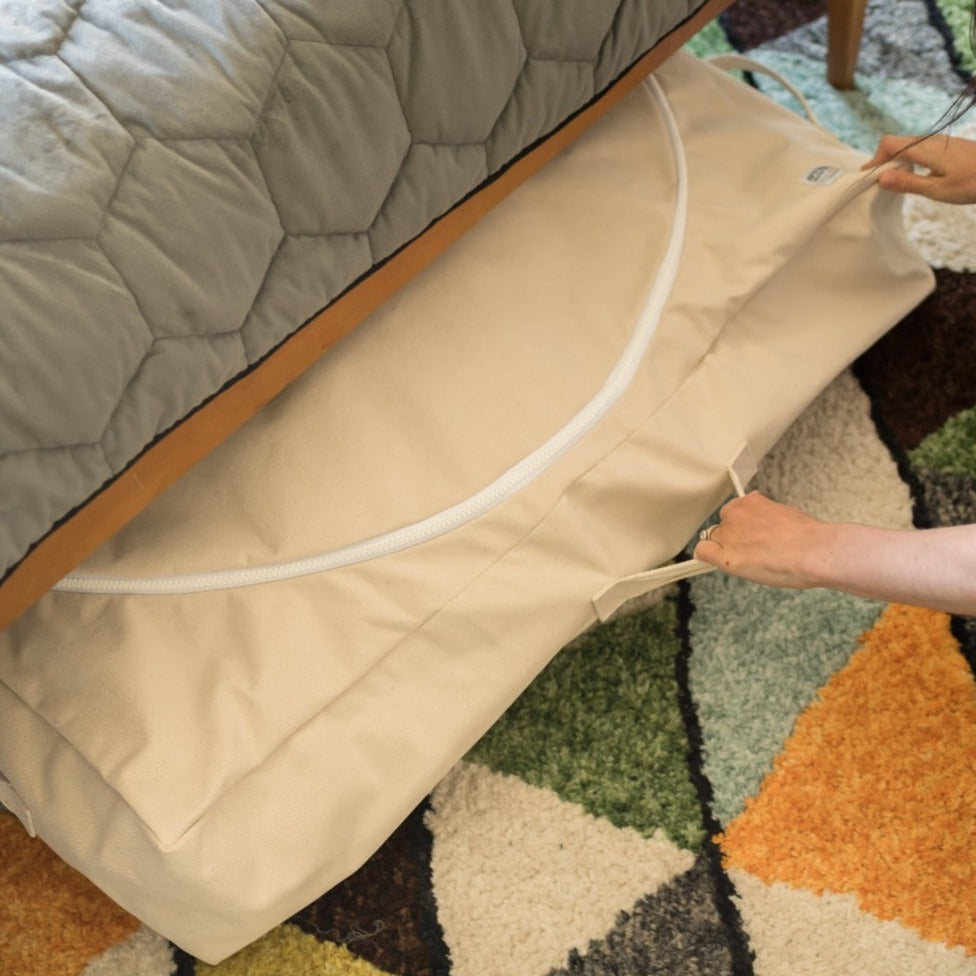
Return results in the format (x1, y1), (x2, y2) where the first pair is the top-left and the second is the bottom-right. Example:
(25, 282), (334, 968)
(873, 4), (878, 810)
(590, 443), (757, 622)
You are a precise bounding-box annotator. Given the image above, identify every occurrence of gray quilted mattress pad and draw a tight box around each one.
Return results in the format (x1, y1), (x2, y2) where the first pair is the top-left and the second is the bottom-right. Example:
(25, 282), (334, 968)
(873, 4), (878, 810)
(0, 0), (702, 586)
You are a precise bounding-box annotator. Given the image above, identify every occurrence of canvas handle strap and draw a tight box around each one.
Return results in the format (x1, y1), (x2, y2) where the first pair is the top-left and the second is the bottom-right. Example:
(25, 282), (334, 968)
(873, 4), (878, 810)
(706, 53), (822, 129)
(0, 771), (36, 837)
(591, 443), (757, 622)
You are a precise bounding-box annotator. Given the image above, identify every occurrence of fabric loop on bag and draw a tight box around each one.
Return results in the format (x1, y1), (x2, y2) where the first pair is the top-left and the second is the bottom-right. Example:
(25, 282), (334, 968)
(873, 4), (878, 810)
(707, 53), (822, 127)
(590, 442), (757, 622)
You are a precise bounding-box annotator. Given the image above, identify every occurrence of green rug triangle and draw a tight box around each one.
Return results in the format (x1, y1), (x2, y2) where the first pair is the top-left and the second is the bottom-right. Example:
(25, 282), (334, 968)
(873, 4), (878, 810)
(909, 404), (976, 479)
(935, 0), (976, 72)
(466, 598), (703, 851)
(684, 19), (734, 60)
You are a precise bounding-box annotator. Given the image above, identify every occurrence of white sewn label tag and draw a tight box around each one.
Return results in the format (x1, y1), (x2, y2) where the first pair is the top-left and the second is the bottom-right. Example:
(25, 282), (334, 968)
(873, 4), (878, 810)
(803, 165), (844, 186)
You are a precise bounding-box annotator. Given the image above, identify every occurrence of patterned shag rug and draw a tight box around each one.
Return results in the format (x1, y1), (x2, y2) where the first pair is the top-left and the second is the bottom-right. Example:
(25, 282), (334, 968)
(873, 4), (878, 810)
(4, 0), (976, 973)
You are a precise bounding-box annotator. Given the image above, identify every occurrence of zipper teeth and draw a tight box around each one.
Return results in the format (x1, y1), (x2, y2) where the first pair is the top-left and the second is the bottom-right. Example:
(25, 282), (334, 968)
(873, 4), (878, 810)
(55, 76), (687, 598)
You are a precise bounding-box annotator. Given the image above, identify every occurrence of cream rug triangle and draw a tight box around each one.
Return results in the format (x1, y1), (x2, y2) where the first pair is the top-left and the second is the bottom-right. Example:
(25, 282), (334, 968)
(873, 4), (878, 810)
(79, 928), (174, 976)
(755, 369), (914, 527)
(426, 762), (695, 976)
(729, 869), (976, 976)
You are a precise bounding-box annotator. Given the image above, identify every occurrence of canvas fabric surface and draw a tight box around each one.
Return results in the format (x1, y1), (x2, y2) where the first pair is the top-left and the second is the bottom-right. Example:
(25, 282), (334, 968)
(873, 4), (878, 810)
(0, 51), (934, 963)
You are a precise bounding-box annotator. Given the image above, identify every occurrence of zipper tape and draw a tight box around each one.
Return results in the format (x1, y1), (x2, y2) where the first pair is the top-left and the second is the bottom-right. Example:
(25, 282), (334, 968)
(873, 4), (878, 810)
(55, 75), (689, 597)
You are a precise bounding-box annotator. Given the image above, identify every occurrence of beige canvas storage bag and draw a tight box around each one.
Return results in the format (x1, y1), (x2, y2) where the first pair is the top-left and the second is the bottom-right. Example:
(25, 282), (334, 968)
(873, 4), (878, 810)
(0, 51), (934, 962)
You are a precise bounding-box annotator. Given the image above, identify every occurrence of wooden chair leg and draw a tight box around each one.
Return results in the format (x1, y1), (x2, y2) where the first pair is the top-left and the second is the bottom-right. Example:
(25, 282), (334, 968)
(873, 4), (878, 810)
(826, 0), (868, 88)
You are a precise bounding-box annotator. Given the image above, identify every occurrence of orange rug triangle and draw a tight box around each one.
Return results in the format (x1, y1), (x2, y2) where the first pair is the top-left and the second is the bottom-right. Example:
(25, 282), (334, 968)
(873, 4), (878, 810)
(718, 603), (976, 955)
(0, 812), (141, 976)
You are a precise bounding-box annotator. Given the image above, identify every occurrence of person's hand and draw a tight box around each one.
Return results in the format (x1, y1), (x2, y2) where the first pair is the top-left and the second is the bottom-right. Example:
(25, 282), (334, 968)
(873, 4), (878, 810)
(693, 491), (834, 590)
(694, 492), (976, 615)
(862, 134), (976, 204)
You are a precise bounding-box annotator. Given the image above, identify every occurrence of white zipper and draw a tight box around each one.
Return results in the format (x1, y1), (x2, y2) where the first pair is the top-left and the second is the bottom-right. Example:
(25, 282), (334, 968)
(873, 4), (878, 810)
(55, 76), (688, 597)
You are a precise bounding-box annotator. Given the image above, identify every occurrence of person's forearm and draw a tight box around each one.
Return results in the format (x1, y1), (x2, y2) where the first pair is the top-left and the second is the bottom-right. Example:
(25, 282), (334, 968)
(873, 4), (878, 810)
(798, 521), (976, 616)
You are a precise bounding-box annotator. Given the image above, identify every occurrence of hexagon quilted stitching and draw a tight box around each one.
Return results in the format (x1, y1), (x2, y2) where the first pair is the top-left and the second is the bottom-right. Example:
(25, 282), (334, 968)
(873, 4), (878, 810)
(0, 0), (699, 581)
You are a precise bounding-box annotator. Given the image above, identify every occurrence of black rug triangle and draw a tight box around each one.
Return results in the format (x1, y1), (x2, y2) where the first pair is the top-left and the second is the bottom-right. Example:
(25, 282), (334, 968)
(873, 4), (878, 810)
(550, 854), (740, 976)
(721, 0), (825, 53)
(290, 798), (451, 976)
(854, 269), (976, 452)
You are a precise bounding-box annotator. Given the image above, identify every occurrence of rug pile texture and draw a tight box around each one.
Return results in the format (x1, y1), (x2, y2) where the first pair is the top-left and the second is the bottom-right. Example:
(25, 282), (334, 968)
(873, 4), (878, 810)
(3, 0), (976, 973)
